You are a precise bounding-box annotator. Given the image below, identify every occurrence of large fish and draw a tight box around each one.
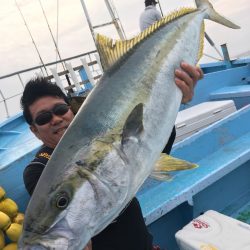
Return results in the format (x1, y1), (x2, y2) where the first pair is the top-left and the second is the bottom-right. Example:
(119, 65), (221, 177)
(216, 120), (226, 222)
(18, 0), (239, 249)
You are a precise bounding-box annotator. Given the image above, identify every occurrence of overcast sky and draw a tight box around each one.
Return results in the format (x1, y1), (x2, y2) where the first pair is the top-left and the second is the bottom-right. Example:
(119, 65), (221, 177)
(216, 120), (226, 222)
(0, 0), (249, 120)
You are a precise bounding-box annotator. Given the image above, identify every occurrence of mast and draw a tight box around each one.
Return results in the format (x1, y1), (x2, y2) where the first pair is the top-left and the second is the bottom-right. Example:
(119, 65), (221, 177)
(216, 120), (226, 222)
(104, 0), (126, 40)
(79, 0), (126, 46)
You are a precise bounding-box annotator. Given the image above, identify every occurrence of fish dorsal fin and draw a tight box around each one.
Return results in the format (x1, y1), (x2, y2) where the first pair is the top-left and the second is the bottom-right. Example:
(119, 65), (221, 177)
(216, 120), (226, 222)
(96, 7), (196, 71)
(197, 21), (205, 62)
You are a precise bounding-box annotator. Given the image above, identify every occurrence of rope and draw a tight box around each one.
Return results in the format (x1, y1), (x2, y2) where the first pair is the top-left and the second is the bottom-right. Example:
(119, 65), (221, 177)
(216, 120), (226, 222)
(37, 0), (66, 71)
(56, 0), (59, 71)
(203, 53), (223, 61)
(38, 0), (72, 86)
(15, 0), (48, 76)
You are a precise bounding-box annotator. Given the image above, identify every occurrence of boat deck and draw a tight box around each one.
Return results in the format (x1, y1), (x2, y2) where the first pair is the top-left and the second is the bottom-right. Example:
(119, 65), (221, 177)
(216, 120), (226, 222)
(137, 105), (250, 249)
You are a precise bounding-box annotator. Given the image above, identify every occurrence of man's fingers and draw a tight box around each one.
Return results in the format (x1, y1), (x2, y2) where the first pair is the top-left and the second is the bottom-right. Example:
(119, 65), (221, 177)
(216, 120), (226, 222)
(175, 68), (193, 87)
(175, 77), (194, 104)
(174, 62), (203, 104)
(180, 62), (203, 83)
(197, 67), (204, 80)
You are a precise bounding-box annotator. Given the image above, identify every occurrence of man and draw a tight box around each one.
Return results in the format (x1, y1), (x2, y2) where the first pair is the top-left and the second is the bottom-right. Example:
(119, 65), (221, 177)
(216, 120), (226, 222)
(139, 0), (162, 31)
(21, 63), (203, 250)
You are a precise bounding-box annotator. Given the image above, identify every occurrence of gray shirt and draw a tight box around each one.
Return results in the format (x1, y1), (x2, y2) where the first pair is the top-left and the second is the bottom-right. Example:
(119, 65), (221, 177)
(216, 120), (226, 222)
(139, 5), (162, 31)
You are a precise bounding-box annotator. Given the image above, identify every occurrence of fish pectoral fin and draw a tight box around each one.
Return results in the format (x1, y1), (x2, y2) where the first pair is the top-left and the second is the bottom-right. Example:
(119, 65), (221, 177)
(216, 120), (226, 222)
(150, 172), (173, 181)
(150, 154), (198, 181)
(154, 153), (198, 172)
(121, 103), (144, 145)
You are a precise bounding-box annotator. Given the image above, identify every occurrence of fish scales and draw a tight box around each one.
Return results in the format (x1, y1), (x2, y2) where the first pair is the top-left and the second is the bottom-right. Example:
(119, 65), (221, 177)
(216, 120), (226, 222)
(19, 0), (239, 249)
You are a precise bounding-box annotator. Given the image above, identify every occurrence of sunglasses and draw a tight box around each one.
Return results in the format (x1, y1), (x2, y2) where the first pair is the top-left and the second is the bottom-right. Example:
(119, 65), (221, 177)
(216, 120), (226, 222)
(33, 103), (70, 126)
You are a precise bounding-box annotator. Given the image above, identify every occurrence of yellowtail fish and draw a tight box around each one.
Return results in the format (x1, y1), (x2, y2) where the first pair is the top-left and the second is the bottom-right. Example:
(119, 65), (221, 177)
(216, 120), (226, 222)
(18, 0), (239, 249)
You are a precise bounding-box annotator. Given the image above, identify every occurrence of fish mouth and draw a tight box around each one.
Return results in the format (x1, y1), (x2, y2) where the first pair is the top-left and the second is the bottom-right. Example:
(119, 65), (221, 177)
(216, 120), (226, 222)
(19, 230), (73, 250)
(19, 220), (76, 250)
(18, 244), (49, 250)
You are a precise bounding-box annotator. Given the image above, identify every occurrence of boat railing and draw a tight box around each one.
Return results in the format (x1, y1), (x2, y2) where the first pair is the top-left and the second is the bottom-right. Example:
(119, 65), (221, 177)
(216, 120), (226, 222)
(0, 50), (103, 121)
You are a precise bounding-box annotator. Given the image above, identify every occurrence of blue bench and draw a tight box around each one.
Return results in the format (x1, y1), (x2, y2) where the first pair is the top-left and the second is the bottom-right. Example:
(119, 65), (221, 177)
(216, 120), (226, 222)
(137, 105), (250, 248)
(210, 85), (250, 109)
(137, 103), (250, 224)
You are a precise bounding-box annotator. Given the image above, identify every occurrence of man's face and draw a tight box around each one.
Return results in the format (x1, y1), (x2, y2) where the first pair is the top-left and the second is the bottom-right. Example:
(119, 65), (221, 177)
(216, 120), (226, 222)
(29, 96), (75, 148)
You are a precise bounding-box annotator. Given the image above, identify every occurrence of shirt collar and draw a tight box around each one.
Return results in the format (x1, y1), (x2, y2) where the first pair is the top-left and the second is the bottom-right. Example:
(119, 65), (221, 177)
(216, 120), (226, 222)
(145, 5), (156, 10)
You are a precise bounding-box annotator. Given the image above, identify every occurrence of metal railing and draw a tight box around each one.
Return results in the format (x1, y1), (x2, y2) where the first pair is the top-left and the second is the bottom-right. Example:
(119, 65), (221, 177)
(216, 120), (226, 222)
(0, 50), (103, 121)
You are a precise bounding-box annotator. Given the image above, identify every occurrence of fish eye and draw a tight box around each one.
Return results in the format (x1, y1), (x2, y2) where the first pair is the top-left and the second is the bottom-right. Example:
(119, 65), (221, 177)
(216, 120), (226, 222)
(55, 192), (70, 209)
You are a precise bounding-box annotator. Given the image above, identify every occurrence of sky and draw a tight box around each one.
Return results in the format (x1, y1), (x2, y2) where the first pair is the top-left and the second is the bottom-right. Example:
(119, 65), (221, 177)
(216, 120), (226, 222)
(0, 0), (250, 120)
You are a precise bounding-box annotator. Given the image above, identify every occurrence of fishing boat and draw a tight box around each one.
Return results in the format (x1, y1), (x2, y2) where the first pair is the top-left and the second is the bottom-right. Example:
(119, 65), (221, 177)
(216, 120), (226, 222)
(1, 1), (250, 249)
(1, 48), (250, 249)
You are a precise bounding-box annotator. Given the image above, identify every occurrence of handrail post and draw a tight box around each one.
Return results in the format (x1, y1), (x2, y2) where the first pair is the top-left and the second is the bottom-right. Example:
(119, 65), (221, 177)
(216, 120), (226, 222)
(65, 62), (82, 92)
(0, 90), (9, 118)
(80, 58), (95, 86)
(17, 74), (25, 88)
(50, 68), (67, 95)
(221, 43), (232, 68)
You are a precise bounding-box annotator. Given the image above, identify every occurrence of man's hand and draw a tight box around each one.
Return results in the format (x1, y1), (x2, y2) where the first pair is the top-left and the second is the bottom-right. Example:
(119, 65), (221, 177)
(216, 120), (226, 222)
(175, 62), (204, 104)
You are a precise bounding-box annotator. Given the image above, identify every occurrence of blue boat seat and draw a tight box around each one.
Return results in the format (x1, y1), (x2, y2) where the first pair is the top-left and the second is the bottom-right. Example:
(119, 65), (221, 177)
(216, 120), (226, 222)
(209, 85), (250, 108)
(0, 131), (22, 148)
(138, 105), (250, 226)
(210, 85), (250, 99)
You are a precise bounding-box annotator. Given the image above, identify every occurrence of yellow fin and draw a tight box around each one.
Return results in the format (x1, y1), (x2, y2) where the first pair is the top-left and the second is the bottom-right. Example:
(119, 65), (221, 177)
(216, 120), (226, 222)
(150, 172), (173, 181)
(154, 153), (198, 172)
(96, 7), (196, 71)
(197, 21), (205, 62)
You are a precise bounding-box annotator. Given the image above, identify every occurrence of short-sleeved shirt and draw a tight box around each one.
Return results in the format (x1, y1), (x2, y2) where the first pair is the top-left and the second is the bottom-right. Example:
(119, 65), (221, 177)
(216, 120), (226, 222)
(23, 127), (176, 250)
(139, 5), (162, 31)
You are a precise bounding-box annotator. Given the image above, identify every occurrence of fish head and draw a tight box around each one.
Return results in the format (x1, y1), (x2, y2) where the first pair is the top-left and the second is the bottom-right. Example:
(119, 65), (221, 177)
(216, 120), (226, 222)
(19, 134), (129, 250)
(19, 178), (91, 250)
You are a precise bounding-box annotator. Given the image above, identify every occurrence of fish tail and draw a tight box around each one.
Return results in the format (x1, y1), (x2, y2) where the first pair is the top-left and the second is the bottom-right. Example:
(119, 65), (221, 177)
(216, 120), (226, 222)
(195, 0), (240, 29)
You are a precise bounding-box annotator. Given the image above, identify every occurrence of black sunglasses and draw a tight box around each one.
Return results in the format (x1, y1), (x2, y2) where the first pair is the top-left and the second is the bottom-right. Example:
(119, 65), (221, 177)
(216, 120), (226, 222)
(33, 103), (70, 126)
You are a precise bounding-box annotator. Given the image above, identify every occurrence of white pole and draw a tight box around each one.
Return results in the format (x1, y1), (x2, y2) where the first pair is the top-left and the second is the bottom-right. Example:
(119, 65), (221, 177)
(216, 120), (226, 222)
(79, 0), (97, 46)
(94, 53), (103, 73)
(104, 0), (126, 40)
(80, 58), (95, 86)
(65, 62), (82, 92)
(50, 68), (67, 94)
